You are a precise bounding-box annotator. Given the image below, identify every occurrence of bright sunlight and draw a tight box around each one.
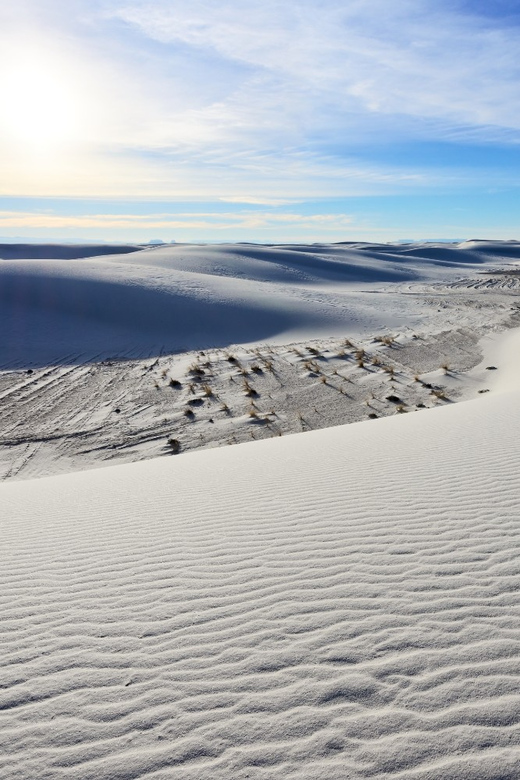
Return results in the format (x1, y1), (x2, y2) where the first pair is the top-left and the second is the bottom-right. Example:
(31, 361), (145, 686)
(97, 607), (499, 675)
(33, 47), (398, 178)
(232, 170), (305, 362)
(0, 50), (81, 153)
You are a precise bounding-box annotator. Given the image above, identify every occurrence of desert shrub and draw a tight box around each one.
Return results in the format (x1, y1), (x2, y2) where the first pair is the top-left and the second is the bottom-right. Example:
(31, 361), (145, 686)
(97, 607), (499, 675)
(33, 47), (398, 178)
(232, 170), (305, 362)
(167, 437), (180, 453)
(243, 380), (258, 397)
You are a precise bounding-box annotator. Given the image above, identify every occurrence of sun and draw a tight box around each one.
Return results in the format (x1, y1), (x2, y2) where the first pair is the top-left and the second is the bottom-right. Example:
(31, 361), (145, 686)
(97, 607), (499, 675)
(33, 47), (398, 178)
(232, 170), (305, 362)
(1, 52), (81, 153)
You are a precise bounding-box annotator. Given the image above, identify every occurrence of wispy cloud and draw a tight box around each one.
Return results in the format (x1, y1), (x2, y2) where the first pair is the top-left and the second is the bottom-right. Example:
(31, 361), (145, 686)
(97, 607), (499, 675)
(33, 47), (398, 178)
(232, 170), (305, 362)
(110, 0), (520, 141)
(2, 0), (520, 238)
(0, 209), (355, 231)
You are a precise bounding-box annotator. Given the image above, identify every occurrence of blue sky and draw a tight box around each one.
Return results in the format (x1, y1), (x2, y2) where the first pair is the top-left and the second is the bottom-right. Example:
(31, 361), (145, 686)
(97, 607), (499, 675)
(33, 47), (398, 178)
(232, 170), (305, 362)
(0, 0), (519, 243)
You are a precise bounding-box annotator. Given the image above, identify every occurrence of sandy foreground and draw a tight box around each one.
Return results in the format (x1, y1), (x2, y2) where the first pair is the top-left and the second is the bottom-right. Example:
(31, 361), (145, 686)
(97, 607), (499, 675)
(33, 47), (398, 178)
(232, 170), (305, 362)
(1, 240), (520, 778)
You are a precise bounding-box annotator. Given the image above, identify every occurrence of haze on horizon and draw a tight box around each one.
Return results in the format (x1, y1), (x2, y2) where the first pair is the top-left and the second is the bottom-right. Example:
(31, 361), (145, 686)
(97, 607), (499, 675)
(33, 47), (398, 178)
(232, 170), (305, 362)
(1, 0), (520, 244)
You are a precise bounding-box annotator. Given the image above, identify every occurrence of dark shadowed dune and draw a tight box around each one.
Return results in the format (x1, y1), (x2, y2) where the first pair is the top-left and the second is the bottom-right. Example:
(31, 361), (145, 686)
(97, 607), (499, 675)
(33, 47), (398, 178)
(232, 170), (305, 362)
(0, 244), (142, 260)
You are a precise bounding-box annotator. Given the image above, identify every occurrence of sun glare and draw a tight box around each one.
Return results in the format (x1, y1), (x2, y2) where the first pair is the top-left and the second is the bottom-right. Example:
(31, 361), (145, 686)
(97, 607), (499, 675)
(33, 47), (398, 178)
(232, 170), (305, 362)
(1, 53), (81, 153)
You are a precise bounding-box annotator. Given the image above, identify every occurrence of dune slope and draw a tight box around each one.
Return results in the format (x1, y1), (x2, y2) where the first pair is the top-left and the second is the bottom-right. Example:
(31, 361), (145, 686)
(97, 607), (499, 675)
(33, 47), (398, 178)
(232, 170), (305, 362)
(2, 240), (518, 367)
(1, 389), (519, 779)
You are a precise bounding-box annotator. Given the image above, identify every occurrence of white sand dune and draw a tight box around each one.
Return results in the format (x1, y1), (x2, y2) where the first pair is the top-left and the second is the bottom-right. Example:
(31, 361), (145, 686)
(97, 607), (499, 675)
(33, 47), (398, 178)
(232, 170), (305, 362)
(1, 374), (520, 779)
(1, 240), (520, 777)
(2, 239), (520, 478)
(2, 240), (518, 367)
(0, 243), (142, 260)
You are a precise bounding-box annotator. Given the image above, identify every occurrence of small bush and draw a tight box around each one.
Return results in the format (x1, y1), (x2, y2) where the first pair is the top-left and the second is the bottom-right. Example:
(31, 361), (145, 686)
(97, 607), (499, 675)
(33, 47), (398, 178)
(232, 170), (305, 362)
(167, 437), (180, 453)
(431, 389), (447, 400)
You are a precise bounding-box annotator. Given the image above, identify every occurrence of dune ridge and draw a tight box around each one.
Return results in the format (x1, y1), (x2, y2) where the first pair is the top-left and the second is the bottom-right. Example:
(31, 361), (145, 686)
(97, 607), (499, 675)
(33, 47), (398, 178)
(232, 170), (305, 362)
(2, 240), (519, 367)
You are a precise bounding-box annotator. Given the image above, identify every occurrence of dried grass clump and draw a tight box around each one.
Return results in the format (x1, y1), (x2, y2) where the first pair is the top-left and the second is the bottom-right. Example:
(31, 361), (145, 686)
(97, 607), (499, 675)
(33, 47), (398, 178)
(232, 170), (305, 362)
(188, 362), (205, 376)
(167, 437), (180, 453)
(243, 380), (258, 397)
(431, 388), (448, 400)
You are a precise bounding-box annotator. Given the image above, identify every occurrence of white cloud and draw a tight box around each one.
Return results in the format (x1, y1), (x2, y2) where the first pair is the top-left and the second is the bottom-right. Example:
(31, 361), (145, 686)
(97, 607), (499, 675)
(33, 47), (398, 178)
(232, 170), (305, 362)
(111, 0), (520, 137)
(2, 1), (520, 202)
(0, 209), (356, 233)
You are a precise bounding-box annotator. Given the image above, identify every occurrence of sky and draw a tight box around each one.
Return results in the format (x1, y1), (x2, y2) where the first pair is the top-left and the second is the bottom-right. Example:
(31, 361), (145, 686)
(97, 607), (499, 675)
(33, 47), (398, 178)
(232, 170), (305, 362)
(0, 0), (519, 244)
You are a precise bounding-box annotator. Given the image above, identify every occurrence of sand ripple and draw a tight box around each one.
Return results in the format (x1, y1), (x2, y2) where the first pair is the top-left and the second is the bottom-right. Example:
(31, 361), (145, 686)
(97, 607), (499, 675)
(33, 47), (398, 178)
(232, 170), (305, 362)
(1, 392), (519, 778)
